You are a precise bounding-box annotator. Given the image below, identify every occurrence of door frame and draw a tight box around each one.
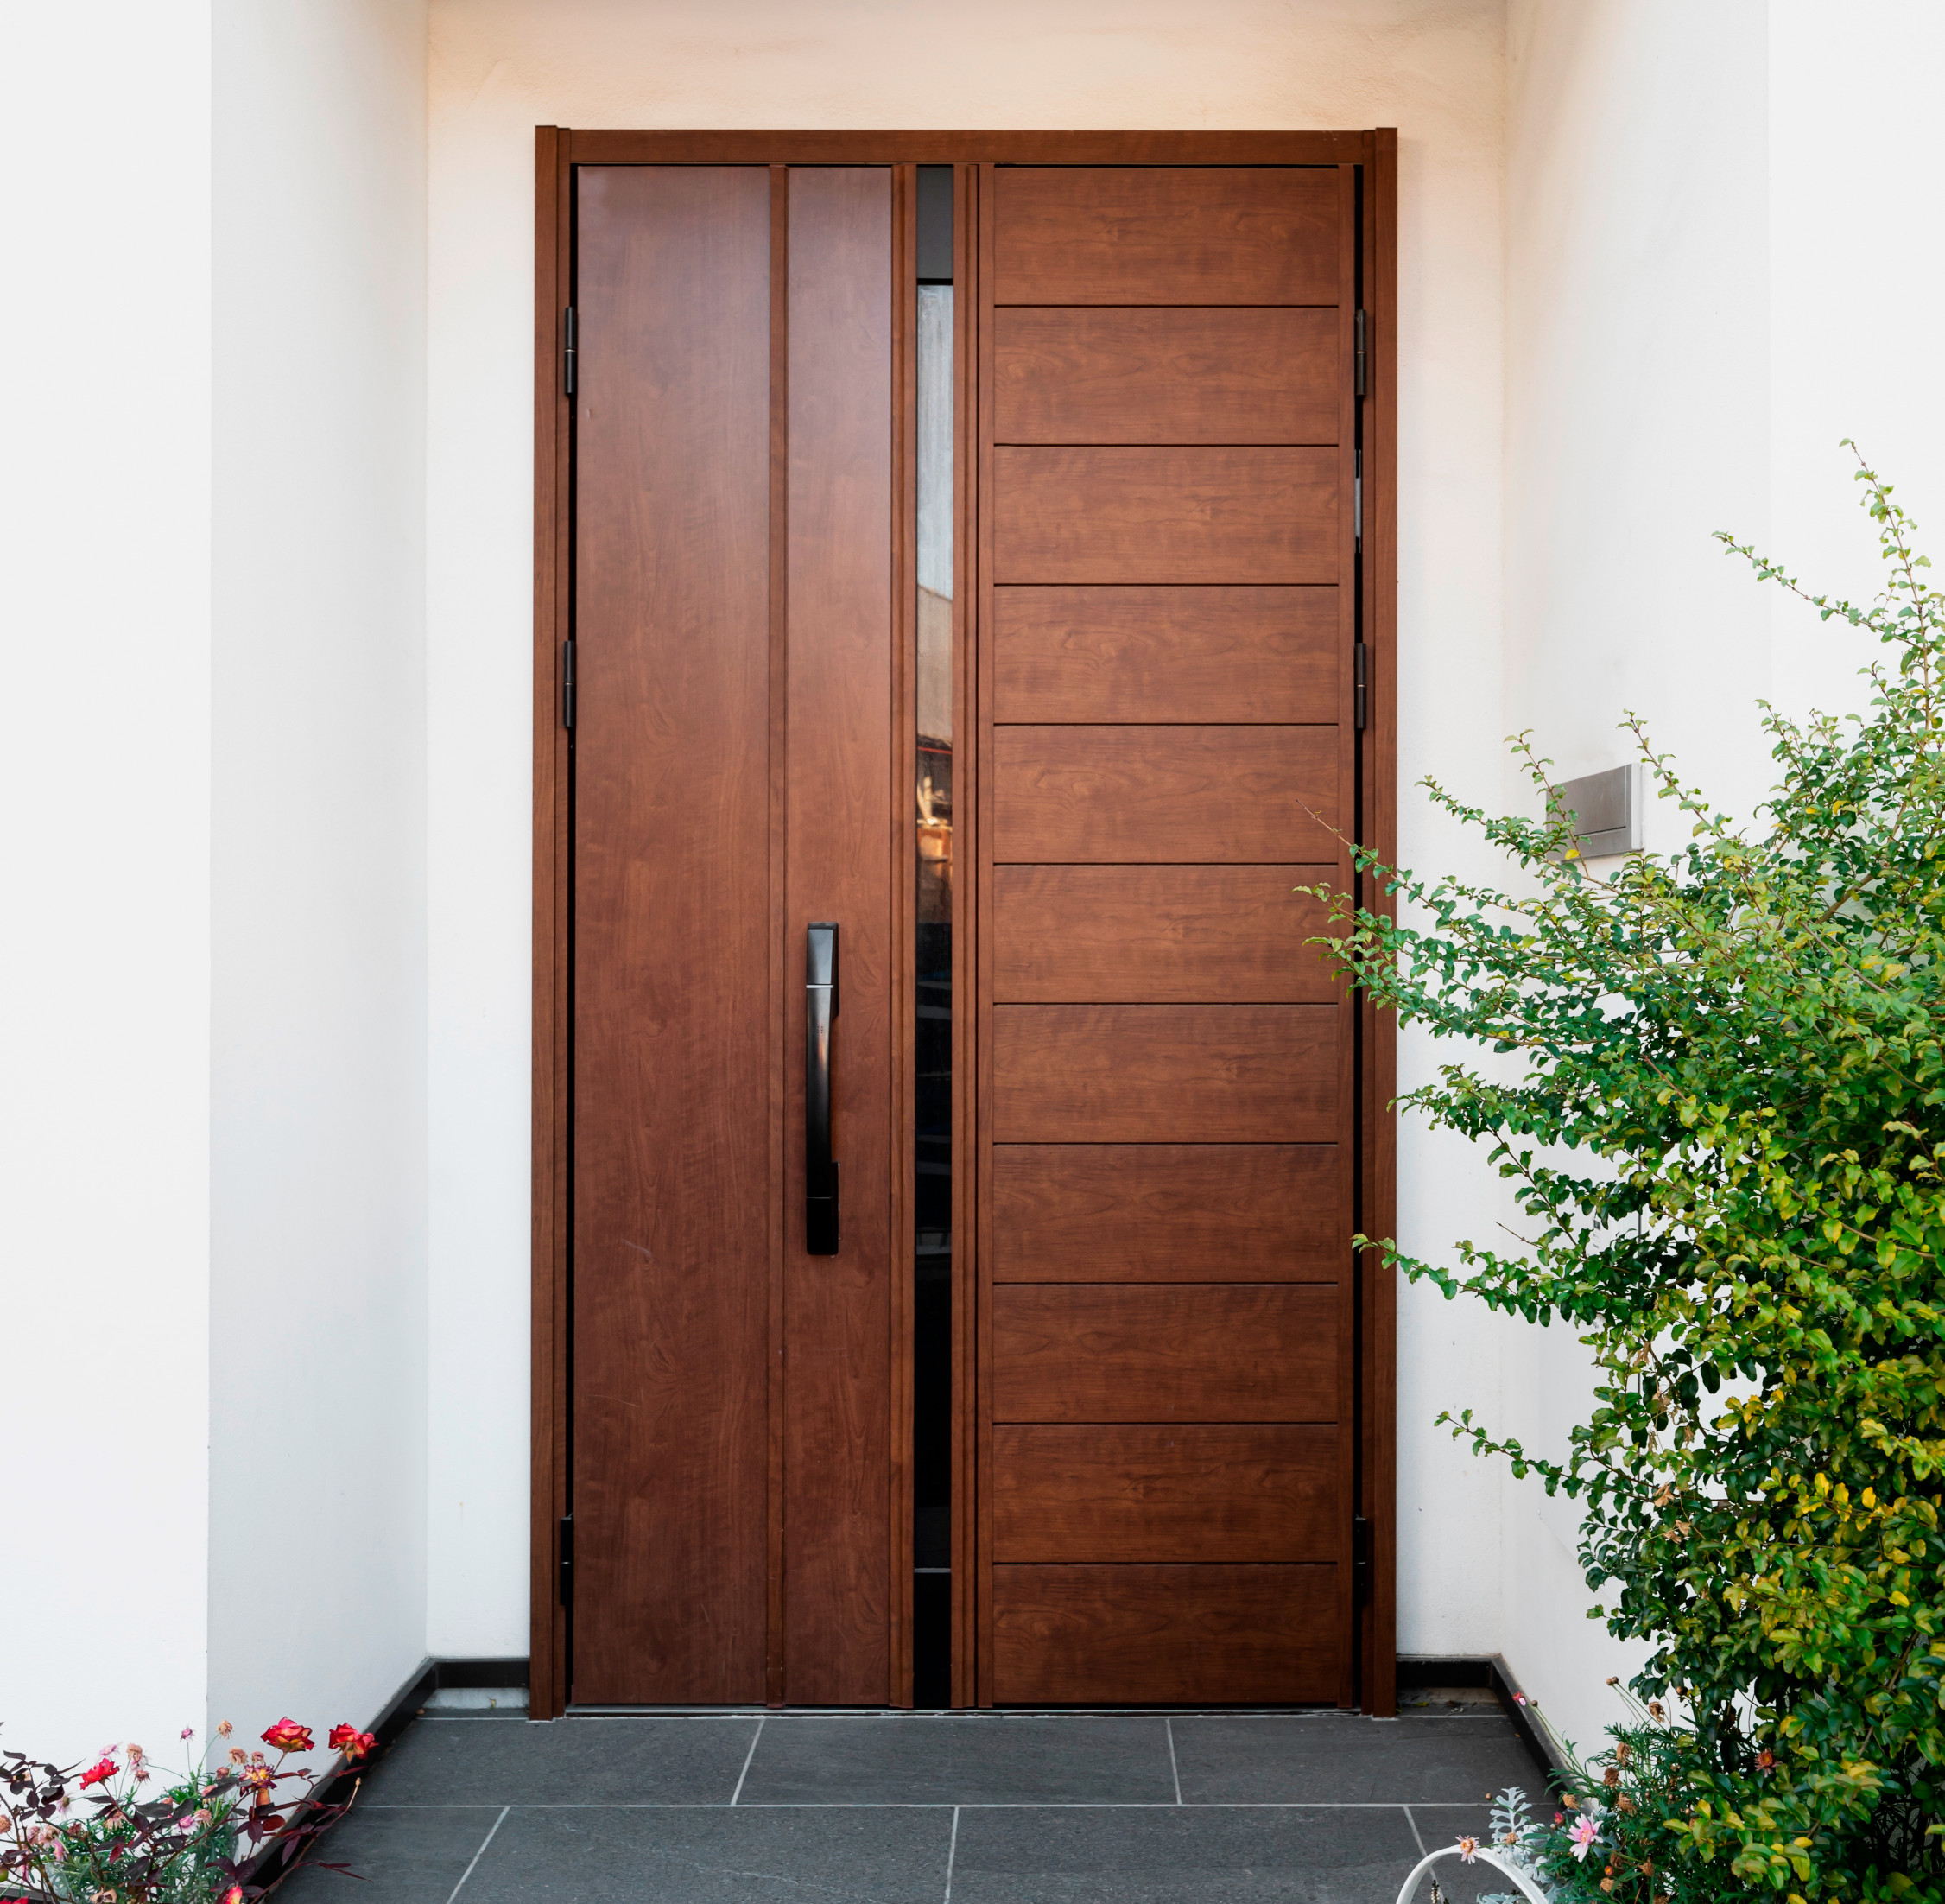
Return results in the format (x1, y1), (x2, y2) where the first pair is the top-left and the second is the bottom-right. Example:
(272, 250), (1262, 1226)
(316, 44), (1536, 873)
(529, 127), (1399, 1720)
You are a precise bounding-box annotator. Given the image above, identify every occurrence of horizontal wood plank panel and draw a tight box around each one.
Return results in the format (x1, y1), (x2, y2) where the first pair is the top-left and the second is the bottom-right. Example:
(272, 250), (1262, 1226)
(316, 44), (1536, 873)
(992, 1144), (1342, 1283)
(990, 1564), (1340, 1704)
(992, 168), (1340, 305)
(993, 865), (1337, 1003)
(993, 726), (1337, 864)
(993, 447), (1338, 584)
(992, 1005), (1339, 1142)
(992, 1283), (1338, 1421)
(995, 308), (1338, 445)
(992, 586), (1337, 724)
(993, 1425), (1339, 1562)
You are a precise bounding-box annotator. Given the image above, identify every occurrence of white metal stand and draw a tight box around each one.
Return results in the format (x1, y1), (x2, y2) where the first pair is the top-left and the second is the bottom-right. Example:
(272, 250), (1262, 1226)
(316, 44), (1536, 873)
(1392, 1843), (1553, 1904)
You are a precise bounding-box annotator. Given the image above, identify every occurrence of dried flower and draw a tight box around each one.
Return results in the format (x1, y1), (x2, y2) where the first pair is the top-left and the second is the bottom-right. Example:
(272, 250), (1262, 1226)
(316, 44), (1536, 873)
(1647, 1700), (1664, 1721)
(228, 1749), (248, 1768)
(216, 1720), (233, 1739)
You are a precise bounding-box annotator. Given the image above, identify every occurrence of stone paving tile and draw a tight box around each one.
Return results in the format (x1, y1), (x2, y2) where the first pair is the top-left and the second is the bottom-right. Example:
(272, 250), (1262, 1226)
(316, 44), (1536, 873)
(1173, 1713), (1547, 1806)
(739, 1711), (1175, 1806)
(277, 1803), (498, 1903)
(460, 1803), (955, 1903)
(358, 1713), (762, 1806)
(949, 1804), (1424, 1904)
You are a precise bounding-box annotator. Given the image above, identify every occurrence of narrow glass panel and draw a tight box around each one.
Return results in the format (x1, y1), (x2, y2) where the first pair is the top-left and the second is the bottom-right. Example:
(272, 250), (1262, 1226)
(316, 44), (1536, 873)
(912, 169), (953, 1707)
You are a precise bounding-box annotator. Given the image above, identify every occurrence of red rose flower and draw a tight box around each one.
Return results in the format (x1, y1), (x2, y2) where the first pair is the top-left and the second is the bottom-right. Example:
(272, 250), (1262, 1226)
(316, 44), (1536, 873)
(328, 1724), (377, 1761)
(261, 1718), (313, 1755)
(79, 1755), (118, 1790)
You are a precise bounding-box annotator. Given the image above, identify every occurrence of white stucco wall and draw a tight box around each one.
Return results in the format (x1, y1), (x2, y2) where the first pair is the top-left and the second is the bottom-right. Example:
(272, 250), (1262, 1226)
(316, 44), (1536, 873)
(1, 0), (215, 1773)
(422, 0), (1514, 1661)
(209, 0), (431, 1750)
(1501, 0), (1945, 1758)
(0, 0), (429, 1767)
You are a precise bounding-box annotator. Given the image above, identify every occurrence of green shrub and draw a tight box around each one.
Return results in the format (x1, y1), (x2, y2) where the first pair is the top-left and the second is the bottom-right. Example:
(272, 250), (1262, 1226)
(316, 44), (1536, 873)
(1314, 454), (1945, 1901)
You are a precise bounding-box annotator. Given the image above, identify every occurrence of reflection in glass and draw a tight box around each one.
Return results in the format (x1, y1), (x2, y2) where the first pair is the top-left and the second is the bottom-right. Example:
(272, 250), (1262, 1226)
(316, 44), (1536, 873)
(912, 172), (953, 1707)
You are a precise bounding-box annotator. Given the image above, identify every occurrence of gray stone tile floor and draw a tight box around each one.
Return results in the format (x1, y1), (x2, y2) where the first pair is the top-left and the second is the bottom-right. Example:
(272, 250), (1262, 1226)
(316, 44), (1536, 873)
(281, 1698), (1551, 1904)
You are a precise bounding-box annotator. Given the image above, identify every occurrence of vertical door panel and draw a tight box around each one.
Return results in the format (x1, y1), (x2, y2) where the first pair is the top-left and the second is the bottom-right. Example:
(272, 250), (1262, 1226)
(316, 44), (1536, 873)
(783, 167), (896, 1704)
(572, 166), (773, 1704)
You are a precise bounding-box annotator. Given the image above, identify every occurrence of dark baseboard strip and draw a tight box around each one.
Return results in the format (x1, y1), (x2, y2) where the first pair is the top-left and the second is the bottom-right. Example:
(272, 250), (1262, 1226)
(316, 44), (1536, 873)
(1397, 1653), (1565, 1782)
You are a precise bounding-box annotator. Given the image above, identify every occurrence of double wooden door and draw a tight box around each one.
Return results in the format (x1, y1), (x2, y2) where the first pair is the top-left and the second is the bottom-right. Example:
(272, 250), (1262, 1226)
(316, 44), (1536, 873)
(548, 145), (1385, 1712)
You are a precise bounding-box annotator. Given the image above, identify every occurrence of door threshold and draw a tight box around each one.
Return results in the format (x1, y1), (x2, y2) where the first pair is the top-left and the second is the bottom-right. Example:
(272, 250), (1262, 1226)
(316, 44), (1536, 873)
(564, 1704), (1356, 1718)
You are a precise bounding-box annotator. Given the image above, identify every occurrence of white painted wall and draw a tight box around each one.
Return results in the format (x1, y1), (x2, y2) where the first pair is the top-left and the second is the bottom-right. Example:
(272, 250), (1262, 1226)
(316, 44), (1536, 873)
(1502, 0), (1945, 1757)
(0, 0), (215, 1771)
(209, 0), (431, 1750)
(0, 0), (428, 1768)
(422, 0), (1513, 1660)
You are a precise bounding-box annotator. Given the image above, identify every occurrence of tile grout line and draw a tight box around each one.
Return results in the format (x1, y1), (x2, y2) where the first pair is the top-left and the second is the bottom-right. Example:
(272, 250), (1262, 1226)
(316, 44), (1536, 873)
(1165, 1718), (1182, 1805)
(364, 1799), (1497, 1812)
(942, 1806), (960, 1903)
(1404, 1805), (1429, 1857)
(445, 1805), (509, 1903)
(730, 1714), (765, 1806)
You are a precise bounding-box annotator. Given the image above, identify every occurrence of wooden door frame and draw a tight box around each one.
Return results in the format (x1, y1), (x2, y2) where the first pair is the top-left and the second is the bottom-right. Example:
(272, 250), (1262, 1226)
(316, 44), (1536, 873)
(530, 127), (1398, 1720)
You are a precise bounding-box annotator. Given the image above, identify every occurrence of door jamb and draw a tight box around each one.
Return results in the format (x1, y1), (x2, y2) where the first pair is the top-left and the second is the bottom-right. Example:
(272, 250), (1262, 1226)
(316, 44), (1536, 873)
(529, 127), (1399, 1719)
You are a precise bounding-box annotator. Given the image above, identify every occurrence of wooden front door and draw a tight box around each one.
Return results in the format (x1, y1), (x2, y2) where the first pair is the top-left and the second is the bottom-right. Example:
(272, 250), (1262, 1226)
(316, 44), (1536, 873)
(976, 165), (1362, 1705)
(539, 135), (1391, 1717)
(571, 163), (902, 1704)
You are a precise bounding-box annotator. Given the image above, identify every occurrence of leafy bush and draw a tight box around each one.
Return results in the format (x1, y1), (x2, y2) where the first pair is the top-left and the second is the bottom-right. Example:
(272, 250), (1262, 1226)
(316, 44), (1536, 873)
(1314, 454), (1945, 1901)
(1, 1718), (372, 1901)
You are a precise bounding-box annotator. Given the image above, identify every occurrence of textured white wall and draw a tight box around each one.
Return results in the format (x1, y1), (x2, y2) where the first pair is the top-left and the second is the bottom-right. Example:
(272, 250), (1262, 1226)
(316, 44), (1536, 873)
(209, 0), (431, 1749)
(1501, 0), (1945, 1757)
(0, 0), (215, 1770)
(423, 0), (1511, 1660)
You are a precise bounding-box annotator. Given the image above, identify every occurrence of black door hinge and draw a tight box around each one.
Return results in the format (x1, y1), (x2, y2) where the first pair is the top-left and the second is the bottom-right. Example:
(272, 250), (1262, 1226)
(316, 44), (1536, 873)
(1353, 1513), (1372, 1603)
(1354, 641), (1369, 731)
(558, 1513), (574, 1608)
(1354, 308), (1366, 398)
(561, 639), (576, 730)
(563, 307), (577, 397)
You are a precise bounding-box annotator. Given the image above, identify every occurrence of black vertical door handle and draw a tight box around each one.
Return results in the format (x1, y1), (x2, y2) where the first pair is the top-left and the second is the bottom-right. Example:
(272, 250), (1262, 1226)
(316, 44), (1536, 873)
(806, 923), (840, 1253)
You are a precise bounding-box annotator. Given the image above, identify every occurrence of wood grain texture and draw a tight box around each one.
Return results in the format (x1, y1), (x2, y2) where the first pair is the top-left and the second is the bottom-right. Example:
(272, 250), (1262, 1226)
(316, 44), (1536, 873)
(993, 447), (1338, 584)
(992, 168), (1340, 305)
(992, 1005), (1339, 1143)
(529, 124), (572, 1720)
(992, 726), (1338, 865)
(992, 1425), (1339, 1561)
(990, 1564), (1341, 1704)
(571, 131), (1369, 167)
(782, 165), (895, 1706)
(991, 587), (1337, 724)
(992, 865), (1337, 1003)
(992, 1283), (1339, 1422)
(572, 164), (773, 1705)
(1362, 128), (1402, 1719)
(992, 1144), (1342, 1283)
(994, 308), (1338, 445)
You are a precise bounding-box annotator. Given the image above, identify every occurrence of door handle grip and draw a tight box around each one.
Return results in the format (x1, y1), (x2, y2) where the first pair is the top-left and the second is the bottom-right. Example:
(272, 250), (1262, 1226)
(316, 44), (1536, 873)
(806, 922), (839, 1253)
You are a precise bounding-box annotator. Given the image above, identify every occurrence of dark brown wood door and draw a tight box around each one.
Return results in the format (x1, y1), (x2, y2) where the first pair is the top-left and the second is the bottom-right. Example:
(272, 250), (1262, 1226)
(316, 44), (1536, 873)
(572, 164), (900, 1704)
(977, 165), (1360, 1705)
